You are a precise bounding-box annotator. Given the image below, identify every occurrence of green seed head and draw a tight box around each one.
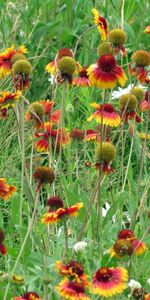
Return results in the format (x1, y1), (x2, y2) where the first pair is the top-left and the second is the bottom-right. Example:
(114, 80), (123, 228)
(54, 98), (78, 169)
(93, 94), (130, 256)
(95, 142), (116, 163)
(58, 56), (76, 75)
(97, 42), (111, 56)
(119, 93), (138, 110)
(12, 59), (32, 75)
(108, 29), (126, 45)
(131, 86), (145, 101)
(11, 53), (27, 64)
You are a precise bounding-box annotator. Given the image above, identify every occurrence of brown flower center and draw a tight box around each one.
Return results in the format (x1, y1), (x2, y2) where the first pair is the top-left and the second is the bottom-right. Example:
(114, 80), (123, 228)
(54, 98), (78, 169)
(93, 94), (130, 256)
(79, 67), (88, 78)
(98, 54), (116, 72)
(46, 196), (64, 209)
(100, 103), (115, 113)
(67, 261), (84, 276)
(96, 267), (112, 282)
(68, 281), (85, 293)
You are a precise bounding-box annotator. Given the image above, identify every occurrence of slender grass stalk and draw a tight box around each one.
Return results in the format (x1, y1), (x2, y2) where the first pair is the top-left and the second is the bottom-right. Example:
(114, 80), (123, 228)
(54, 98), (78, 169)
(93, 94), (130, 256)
(77, 173), (102, 241)
(122, 122), (135, 191)
(4, 187), (41, 300)
(19, 95), (25, 226)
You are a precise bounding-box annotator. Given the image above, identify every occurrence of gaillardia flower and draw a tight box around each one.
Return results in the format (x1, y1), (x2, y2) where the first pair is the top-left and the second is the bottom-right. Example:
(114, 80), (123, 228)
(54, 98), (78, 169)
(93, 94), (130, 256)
(119, 93), (142, 123)
(84, 129), (98, 142)
(14, 292), (41, 300)
(87, 103), (121, 127)
(131, 86), (145, 102)
(35, 121), (70, 152)
(0, 228), (7, 255)
(46, 47), (74, 75)
(92, 8), (108, 41)
(92, 266), (128, 297)
(70, 128), (85, 140)
(25, 100), (60, 131)
(73, 66), (91, 86)
(139, 91), (150, 111)
(56, 278), (90, 300)
(12, 59), (32, 90)
(108, 28), (126, 55)
(129, 50), (150, 83)
(56, 260), (89, 284)
(97, 42), (111, 56)
(0, 90), (21, 110)
(0, 45), (27, 78)
(33, 166), (55, 190)
(95, 142), (116, 174)
(0, 178), (16, 200)
(58, 56), (76, 83)
(41, 199), (83, 224)
(87, 54), (127, 89)
(109, 229), (147, 258)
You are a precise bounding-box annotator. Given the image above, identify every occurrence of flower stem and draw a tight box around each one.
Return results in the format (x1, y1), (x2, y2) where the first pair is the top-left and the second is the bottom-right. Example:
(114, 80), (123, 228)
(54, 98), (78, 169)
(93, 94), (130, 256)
(4, 188), (41, 300)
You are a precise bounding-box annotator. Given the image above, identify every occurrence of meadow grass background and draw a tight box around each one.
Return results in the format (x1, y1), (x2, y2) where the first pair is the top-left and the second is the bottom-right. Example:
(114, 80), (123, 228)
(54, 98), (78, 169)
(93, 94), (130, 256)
(0, 0), (150, 299)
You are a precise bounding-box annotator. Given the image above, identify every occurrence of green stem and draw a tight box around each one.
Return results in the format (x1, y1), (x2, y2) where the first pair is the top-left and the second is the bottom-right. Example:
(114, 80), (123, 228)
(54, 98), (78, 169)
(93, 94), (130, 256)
(4, 188), (41, 300)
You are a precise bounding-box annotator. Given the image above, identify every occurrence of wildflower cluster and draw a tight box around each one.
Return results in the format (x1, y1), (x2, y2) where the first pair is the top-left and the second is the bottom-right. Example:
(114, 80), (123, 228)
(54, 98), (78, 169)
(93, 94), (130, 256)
(0, 4), (149, 300)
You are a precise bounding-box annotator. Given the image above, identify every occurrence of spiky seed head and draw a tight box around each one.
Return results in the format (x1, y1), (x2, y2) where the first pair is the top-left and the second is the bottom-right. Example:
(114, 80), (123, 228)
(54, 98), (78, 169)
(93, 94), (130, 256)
(70, 128), (85, 140)
(12, 59), (32, 75)
(97, 42), (111, 56)
(114, 239), (133, 257)
(119, 93), (138, 110)
(95, 142), (116, 163)
(28, 102), (44, 118)
(58, 56), (76, 75)
(11, 53), (27, 64)
(33, 166), (55, 184)
(46, 196), (64, 209)
(108, 28), (126, 45)
(131, 86), (145, 101)
(131, 50), (150, 67)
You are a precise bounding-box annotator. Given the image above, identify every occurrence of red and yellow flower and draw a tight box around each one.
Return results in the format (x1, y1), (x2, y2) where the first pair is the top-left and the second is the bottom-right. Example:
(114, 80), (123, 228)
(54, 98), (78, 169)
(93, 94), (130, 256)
(84, 129), (98, 142)
(0, 178), (16, 201)
(41, 202), (83, 224)
(56, 278), (91, 300)
(119, 93), (142, 123)
(108, 28), (127, 56)
(73, 66), (91, 86)
(0, 45), (27, 78)
(145, 294), (150, 300)
(139, 91), (150, 111)
(46, 48), (74, 75)
(92, 8), (108, 41)
(109, 229), (147, 258)
(87, 103), (121, 127)
(0, 90), (21, 110)
(95, 142), (116, 174)
(129, 50), (150, 83)
(92, 266), (128, 297)
(0, 228), (7, 255)
(56, 261), (89, 285)
(87, 54), (127, 89)
(13, 292), (41, 300)
(25, 100), (60, 131)
(35, 121), (70, 152)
